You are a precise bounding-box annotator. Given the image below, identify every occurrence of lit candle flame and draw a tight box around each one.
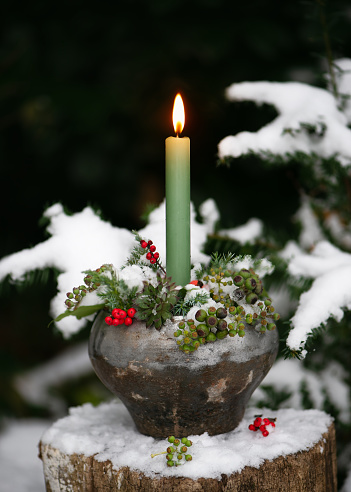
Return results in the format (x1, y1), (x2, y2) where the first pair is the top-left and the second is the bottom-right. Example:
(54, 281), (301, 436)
(172, 93), (185, 135)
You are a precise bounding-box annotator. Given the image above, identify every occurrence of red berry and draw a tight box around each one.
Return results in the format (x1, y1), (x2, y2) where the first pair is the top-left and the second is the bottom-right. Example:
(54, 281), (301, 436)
(248, 424), (257, 431)
(124, 317), (133, 326)
(112, 308), (121, 318)
(150, 245), (156, 252)
(263, 418), (270, 425)
(153, 252), (159, 259)
(146, 252), (152, 260)
(105, 316), (113, 325)
(148, 240), (153, 245)
(150, 257), (156, 264)
(140, 240), (148, 248)
(260, 425), (266, 432)
(270, 422), (276, 428)
(262, 430), (269, 437)
(127, 308), (136, 317)
(254, 417), (262, 427)
(189, 280), (198, 285)
(112, 318), (120, 326)
(119, 310), (127, 318)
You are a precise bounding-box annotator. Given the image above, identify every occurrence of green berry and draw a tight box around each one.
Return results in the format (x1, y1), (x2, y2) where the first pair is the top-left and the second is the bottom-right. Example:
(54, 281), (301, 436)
(228, 330), (237, 337)
(177, 454), (183, 460)
(205, 332), (217, 342)
(206, 316), (218, 328)
(246, 292), (258, 304)
(195, 309), (207, 322)
(191, 331), (198, 339)
(260, 325), (267, 333)
(178, 321), (185, 329)
(246, 314), (253, 324)
(65, 299), (74, 308)
(173, 439), (180, 446)
(182, 345), (192, 353)
(181, 438), (188, 444)
(233, 275), (244, 287)
(185, 454), (192, 461)
(216, 329), (228, 339)
(167, 446), (175, 453)
(193, 341), (200, 349)
(239, 269), (251, 278)
(216, 307), (227, 319)
(264, 298), (272, 306)
(174, 330), (182, 337)
(183, 337), (191, 345)
(180, 446), (187, 453)
(238, 329), (245, 337)
(273, 313), (280, 321)
(167, 460), (174, 467)
(229, 306), (237, 314)
(208, 306), (216, 315)
(245, 277), (257, 290)
(166, 453), (173, 460)
(187, 319), (195, 326)
(196, 324), (209, 337)
(66, 292), (74, 299)
(186, 440), (192, 447)
(217, 319), (228, 331)
(73, 287), (80, 295)
(168, 436), (175, 443)
(267, 323), (276, 331)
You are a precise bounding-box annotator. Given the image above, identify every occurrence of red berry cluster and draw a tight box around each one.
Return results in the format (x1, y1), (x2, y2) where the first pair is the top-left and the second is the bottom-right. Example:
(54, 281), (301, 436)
(248, 416), (276, 437)
(105, 307), (136, 327)
(140, 239), (160, 265)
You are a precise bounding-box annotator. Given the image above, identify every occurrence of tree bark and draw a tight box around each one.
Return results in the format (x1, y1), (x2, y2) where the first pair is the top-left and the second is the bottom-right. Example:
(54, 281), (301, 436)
(39, 422), (337, 492)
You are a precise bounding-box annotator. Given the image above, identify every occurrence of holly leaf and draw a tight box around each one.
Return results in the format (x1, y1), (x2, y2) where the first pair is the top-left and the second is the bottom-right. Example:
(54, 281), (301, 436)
(49, 303), (106, 326)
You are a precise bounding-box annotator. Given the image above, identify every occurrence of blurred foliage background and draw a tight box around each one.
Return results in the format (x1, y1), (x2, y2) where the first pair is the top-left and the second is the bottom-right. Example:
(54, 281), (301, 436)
(1, 0), (350, 449)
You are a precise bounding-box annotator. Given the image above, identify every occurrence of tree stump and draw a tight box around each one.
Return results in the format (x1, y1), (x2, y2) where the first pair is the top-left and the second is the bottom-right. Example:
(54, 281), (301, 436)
(39, 402), (337, 492)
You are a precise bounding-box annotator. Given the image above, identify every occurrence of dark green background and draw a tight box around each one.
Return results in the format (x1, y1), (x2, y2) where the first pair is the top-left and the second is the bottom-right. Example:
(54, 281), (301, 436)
(1, 0), (350, 415)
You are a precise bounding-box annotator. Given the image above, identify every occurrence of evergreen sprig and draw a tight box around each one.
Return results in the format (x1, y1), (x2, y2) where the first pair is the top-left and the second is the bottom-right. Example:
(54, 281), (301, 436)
(83, 264), (138, 311)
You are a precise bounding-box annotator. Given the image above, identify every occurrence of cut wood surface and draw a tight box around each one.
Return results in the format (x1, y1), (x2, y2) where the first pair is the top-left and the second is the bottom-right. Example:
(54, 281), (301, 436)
(39, 403), (337, 492)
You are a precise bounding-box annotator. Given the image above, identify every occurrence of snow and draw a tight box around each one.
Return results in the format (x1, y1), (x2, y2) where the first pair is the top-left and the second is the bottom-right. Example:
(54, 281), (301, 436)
(0, 198), (275, 339)
(251, 358), (350, 424)
(328, 58), (351, 123)
(0, 419), (49, 492)
(285, 241), (351, 352)
(40, 400), (333, 481)
(294, 196), (324, 249)
(0, 199), (217, 338)
(218, 217), (263, 244)
(218, 79), (351, 166)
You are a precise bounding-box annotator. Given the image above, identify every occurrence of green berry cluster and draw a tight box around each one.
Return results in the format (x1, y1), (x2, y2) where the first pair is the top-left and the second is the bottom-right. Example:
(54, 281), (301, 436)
(65, 264), (110, 310)
(203, 266), (264, 307)
(151, 436), (193, 466)
(173, 264), (280, 352)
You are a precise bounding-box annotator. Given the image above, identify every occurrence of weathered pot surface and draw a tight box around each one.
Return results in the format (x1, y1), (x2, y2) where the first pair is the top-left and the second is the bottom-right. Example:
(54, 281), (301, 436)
(89, 312), (279, 438)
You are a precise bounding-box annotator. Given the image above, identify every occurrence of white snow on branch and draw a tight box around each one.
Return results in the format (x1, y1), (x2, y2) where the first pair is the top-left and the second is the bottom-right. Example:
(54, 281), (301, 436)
(329, 58), (351, 124)
(285, 241), (351, 352)
(218, 217), (263, 245)
(252, 358), (350, 424)
(0, 200), (217, 338)
(294, 196), (324, 249)
(218, 79), (351, 166)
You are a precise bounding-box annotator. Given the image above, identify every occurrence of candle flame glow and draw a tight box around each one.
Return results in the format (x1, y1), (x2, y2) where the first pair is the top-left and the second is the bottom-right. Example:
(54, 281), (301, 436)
(172, 93), (185, 135)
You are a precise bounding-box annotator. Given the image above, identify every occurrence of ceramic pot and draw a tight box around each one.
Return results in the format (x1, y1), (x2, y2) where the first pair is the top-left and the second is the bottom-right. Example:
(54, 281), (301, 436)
(88, 312), (279, 438)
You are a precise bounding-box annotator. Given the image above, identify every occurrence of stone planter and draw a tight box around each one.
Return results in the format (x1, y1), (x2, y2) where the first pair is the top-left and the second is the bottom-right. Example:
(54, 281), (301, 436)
(88, 312), (279, 438)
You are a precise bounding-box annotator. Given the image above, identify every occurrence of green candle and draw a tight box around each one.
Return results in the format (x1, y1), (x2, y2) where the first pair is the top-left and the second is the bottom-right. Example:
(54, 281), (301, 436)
(165, 94), (191, 286)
